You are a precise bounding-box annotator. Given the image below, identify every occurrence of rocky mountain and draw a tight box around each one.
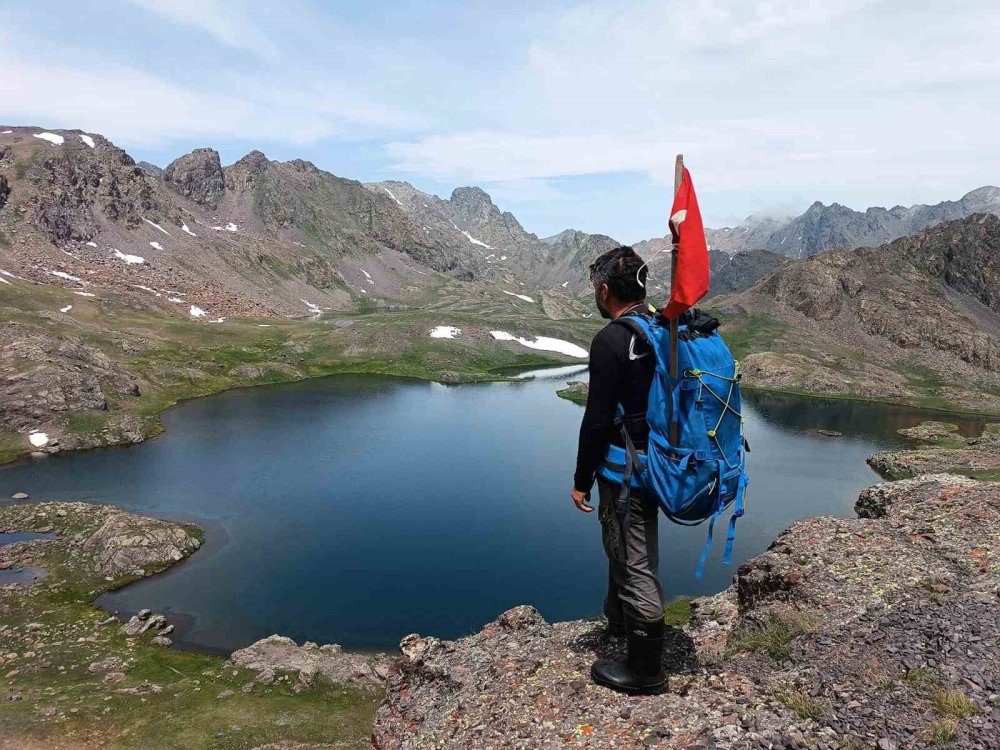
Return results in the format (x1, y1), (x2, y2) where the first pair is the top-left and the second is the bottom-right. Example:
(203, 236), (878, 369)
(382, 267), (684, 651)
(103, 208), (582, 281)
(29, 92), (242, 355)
(0, 127), (545, 323)
(696, 186), (1000, 259)
(704, 213), (790, 255)
(716, 213), (1000, 412)
(708, 248), (787, 297)
(364, 180), (629, 292)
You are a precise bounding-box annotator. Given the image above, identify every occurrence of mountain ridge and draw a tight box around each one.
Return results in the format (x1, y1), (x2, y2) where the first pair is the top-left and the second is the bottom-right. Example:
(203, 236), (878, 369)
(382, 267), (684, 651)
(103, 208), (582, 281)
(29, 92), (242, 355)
(640, 186), (1000, 261)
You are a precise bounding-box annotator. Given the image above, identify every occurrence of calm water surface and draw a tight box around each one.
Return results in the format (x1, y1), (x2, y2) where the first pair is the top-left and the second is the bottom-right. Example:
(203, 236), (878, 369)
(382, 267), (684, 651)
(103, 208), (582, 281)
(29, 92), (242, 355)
(0, 371), (987, 653)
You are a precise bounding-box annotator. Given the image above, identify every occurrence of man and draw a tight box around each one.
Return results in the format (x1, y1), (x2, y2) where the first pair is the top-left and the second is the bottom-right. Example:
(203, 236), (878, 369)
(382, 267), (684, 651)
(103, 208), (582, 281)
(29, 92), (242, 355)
(571, 245), (667, 695)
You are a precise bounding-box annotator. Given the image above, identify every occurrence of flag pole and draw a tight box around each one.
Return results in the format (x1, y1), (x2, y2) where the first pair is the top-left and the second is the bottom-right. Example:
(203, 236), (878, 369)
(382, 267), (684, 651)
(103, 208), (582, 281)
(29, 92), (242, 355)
(669, 153), (683, 446)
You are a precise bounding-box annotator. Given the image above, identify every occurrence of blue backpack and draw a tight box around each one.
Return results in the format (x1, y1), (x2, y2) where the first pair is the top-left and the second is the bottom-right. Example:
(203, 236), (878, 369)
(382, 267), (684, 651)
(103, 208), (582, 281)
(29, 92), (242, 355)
(598, 310), (749, 579)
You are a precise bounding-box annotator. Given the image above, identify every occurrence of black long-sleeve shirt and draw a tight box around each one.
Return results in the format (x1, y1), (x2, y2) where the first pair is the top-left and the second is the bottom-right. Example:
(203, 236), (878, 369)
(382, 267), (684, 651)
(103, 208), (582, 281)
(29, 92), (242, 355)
(574, 311), (655, 493)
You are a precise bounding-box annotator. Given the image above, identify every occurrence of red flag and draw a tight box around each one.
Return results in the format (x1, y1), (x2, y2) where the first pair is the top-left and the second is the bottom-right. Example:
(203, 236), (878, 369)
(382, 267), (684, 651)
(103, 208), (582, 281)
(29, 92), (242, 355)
(662, 167), (709, 319)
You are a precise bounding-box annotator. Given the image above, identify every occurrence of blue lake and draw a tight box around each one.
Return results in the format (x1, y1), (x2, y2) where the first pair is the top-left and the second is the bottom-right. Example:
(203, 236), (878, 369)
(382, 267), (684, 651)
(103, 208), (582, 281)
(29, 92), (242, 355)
(0, 370), (985, 653)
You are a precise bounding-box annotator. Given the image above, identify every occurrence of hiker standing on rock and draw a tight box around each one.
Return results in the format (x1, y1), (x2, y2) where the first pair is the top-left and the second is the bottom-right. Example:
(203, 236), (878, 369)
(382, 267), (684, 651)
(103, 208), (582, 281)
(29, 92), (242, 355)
(571, 245), (667, 695)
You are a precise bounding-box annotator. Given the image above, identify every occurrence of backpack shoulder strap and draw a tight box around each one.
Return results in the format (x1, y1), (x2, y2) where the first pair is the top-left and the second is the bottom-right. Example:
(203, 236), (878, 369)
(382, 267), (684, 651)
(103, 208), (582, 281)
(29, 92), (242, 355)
(609, 309), (653, 344)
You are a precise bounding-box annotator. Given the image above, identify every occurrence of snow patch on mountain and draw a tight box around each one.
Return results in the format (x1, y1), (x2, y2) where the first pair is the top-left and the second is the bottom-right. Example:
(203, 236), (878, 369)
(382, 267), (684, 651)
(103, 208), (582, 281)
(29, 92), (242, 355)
(381, 186), (403, 206)
(113, 249), (145, 265)
(430, 326), (461, 339)
(33, 132), (64, 145)
(79, 135), (96, 148)
(50, 271), (81, 282)
(189, 306), (207, 318)
(143, 218), (171, 236)
(462, 231), (493, 249)
(182, 223), (197, 237)
(490, 331), (588, 359)
(149, 242), (164, 251)
(503, 290), (535, 303)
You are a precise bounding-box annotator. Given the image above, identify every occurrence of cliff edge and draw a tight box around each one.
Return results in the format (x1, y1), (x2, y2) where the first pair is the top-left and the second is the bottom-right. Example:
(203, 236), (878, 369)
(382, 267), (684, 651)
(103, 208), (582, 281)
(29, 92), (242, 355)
(373, 474), (999, 749)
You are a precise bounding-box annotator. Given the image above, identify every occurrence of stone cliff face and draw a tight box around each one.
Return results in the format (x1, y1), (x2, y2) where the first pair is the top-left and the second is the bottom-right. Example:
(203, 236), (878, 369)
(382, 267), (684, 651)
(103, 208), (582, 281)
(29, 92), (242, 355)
(373, 474), (1000, 749)
(163, 147), (225, 208)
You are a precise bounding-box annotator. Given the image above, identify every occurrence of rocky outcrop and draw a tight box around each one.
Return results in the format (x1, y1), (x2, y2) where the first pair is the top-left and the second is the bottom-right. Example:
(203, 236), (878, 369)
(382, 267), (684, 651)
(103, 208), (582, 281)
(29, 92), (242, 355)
(228, 635), (388, 690)
(81, 510), (200, 579)
(868, 421), (1000, 479)
(27, 138), (164, 242)
(0, 323), (141, 436)
(163, 147), (225, 208)
(374, 475), (1000, 749)
(0, 501), (201, 584)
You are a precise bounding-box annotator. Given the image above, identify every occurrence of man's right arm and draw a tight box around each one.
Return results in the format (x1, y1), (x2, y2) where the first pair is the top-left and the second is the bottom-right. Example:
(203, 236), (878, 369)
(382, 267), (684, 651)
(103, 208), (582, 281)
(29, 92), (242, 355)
(573, 327), (622, 493)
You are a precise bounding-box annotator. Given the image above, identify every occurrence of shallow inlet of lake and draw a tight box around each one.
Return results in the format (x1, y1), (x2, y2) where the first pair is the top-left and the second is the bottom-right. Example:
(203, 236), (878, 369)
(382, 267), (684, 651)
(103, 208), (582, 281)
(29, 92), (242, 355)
(0, 370), (989, 653)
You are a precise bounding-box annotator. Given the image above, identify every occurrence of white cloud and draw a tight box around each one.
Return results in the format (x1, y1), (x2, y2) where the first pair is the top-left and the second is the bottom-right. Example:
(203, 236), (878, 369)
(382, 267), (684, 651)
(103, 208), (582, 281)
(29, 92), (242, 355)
(127, 0), (279, 59)
(0, 28), (424, 147)
(387, 0), (1000, 209)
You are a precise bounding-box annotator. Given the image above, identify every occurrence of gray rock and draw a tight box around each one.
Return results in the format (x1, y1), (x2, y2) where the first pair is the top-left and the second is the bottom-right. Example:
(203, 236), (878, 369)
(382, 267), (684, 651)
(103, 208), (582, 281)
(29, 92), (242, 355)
(10, 492), (29, 500)
(227, 634), (386, 690)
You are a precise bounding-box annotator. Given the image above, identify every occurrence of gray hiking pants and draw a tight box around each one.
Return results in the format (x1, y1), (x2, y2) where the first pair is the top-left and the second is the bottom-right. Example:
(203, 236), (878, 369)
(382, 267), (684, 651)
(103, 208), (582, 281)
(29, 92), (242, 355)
(597, 479), (664, 624)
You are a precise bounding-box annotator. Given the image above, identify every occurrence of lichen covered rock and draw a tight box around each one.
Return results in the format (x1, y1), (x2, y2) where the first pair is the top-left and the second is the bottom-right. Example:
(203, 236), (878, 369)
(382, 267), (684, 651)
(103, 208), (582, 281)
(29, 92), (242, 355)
(374, 474), (1000, 749)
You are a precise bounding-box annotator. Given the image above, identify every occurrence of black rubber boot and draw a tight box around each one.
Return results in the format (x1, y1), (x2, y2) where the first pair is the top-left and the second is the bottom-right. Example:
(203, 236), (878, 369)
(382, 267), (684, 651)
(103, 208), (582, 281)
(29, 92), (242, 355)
(591, 617), (667, 695)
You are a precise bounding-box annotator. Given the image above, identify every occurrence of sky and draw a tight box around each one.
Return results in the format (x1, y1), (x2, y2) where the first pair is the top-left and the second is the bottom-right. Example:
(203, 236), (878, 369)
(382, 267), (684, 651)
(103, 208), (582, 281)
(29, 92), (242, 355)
(2, 0), (999, 243)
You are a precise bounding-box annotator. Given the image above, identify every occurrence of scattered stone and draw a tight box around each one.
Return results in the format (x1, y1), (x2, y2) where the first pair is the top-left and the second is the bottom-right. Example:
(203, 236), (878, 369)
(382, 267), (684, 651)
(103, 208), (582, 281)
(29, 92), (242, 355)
(11, 492), (29, 500)
(87, 657), (125, 674)
(150, 636), (173, 647)
(255, 667), (276, 686)
(114, 681), (162, 696)
(217, 689), (235, 699)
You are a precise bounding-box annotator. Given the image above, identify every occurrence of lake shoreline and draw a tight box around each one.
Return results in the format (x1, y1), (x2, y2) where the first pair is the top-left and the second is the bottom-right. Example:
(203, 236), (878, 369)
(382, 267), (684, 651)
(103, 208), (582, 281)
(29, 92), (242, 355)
(0, 399), (997, 748)
(8, 348), (1000, 470)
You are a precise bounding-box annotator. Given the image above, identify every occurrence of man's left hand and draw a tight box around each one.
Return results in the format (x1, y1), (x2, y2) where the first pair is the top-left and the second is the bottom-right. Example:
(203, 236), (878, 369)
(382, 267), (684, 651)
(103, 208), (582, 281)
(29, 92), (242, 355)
(571, 488), (594, 513)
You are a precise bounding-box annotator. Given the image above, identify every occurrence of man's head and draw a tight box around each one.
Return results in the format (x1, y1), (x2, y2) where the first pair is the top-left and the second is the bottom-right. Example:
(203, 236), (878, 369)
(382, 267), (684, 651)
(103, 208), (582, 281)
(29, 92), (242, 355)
(588, 246), (647, 319)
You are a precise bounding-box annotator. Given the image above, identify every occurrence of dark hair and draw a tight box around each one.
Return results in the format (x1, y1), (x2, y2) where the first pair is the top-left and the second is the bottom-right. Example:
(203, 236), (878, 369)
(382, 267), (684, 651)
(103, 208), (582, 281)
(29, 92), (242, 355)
(589, 246), (647, 303)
